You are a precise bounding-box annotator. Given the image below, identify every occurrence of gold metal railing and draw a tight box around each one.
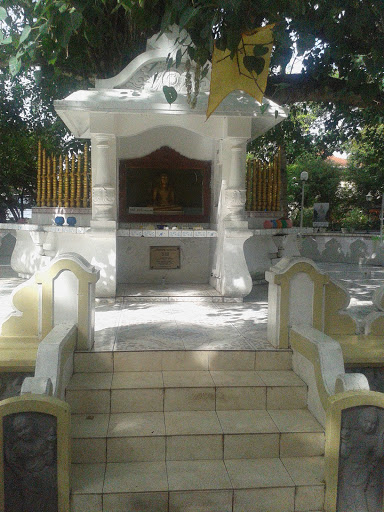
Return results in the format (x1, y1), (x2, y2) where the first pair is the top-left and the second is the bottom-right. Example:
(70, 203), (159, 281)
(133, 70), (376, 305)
(245, 150), (281, 212)
(36, 141), (91, 208)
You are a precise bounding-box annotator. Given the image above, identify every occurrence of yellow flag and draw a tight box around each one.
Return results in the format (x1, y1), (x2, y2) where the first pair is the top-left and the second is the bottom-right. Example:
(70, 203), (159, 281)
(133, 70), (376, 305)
(206, 24), (275, 119)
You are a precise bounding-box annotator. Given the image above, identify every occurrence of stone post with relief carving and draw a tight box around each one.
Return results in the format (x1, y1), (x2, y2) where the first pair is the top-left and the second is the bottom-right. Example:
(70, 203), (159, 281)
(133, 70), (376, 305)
(91, 134), (117, 229)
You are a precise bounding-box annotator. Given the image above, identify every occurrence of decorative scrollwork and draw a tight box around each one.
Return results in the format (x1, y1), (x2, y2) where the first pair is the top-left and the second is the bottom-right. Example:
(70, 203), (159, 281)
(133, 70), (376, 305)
(120, 63), (210, 94)
(92, 186), (115, 205)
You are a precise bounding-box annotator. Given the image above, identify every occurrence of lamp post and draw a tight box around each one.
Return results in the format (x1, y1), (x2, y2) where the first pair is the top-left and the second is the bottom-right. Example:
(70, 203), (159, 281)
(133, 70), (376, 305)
(300, 171), (309, 231)
(366, 191), (384, 241)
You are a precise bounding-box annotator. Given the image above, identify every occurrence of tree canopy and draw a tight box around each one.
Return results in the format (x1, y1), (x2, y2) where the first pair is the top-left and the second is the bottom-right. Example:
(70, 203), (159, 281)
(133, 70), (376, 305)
(1, 0), (384, 112)
(345, 124), (384, 205)
(0, 67), (85, 219)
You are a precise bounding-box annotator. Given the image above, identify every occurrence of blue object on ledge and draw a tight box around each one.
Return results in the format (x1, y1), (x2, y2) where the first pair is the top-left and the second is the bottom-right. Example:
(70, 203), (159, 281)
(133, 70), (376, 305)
(67, 216), (77, 226)
(55, 216), (65, 226)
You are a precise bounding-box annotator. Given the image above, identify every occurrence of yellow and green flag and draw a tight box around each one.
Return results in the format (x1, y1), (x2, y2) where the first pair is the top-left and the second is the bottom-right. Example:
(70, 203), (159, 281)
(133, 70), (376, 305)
(207, 24), (275, 119)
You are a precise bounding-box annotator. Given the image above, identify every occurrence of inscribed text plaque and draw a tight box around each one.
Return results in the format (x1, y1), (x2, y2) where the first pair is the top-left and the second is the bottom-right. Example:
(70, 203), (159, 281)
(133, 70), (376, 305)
(150, 246), (180, 269)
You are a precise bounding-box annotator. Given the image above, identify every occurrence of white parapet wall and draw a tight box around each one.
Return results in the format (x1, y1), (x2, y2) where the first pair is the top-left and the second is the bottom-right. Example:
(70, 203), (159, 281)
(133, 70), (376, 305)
(21, 323), (77, 400)
(0, 223), (113, 297)
(300, 233), (384, 265)
(290, 324), (369, 427)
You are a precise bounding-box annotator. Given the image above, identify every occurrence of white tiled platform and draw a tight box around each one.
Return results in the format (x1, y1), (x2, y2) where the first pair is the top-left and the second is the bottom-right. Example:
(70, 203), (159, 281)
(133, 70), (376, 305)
(117, 283), (222, 300)
(2, 262), (384, 351)
(92, 283), (271, 352)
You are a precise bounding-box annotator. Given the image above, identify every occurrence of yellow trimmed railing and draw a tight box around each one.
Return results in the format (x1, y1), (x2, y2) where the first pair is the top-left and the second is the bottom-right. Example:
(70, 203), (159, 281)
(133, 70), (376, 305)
(245, 150), (281, 212)
(36, 141), (91, 208)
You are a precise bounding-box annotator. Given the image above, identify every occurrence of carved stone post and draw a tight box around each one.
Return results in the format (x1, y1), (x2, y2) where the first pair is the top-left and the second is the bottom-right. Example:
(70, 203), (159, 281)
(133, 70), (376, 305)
(225, 139), (247, 221)
(211, 137), (253, 299)
(90, 134), (117, 230)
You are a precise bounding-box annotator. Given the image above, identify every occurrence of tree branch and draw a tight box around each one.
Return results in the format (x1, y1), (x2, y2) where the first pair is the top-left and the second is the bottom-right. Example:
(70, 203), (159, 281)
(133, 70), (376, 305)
(266, 74), (384, 109)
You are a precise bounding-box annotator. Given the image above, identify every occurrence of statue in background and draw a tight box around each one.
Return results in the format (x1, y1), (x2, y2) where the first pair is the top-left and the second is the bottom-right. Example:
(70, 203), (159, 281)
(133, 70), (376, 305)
(337, 406), (384, 512)
(152, 173), (181, 211)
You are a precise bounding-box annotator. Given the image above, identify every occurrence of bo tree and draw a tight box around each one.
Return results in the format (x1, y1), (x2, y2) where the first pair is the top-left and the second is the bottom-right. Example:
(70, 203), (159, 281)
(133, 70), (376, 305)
(1, 0), (384, 221)
(345, 124), (384, 209)
(1, 1), (383, 112)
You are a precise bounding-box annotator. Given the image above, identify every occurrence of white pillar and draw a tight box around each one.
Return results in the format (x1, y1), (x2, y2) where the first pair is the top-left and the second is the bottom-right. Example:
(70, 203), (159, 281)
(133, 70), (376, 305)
(211, 137), (253, 298)
(94, 134), (111, 186)
(224, 138), (247, 221)
(91, 134), (117, 230)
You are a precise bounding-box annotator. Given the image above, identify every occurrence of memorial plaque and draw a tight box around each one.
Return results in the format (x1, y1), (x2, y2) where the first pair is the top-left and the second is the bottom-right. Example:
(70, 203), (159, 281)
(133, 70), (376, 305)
(150, 246), (180, 269)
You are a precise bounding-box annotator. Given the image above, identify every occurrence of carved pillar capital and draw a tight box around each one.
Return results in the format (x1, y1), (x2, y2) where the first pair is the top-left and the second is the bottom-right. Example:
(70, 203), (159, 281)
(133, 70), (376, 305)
(225, 189), (247, 221)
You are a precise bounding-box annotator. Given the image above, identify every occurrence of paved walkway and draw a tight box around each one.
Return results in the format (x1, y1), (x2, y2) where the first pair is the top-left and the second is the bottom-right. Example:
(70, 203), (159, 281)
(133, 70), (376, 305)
(1, 260), (384, 352)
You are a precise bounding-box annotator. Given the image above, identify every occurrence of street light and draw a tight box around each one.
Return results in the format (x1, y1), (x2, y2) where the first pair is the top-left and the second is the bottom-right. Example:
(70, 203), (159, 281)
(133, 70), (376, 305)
(366, 191), (384, 241)
(300, 171), (309, 230)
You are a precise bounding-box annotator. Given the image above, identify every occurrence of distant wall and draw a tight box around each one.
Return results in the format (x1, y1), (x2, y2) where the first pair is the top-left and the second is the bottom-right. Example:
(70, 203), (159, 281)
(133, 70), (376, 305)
(300, 234), (384, 265)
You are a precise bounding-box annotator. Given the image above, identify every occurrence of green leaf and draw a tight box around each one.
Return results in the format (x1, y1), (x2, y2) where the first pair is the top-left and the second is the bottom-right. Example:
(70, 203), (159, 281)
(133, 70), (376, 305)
(160, 9), (172, 34)
(253, 44), (269, 57)
(20, 25), (31, 44)
(260, 103), (269, 115)
(187, 46), (195, 60)
(49, 53), (58, 65)
(243, 55), (265, 75)
(201, 64), (209, 79)
(175, 48), (182, 68)
(58, 22), (73, 48)
(0, 7), (7, 20)
(215, 36), (227, 52)
(70, 11), (83, 31)
(163, 85), (177, 105)
(0, 35), (12, 45)
(39, 21), (49, 35)
(179, 6), (198, 29)
(166, 56), (174, 70)
(9, 56), (21, 76)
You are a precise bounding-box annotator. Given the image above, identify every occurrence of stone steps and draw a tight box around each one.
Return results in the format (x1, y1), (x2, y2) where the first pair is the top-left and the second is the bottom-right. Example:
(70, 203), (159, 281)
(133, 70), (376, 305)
(68, 350), (325, 512)
(71, 408), (324, 464)
(71, 457), (324, 512)
(66, 369), (308, 414)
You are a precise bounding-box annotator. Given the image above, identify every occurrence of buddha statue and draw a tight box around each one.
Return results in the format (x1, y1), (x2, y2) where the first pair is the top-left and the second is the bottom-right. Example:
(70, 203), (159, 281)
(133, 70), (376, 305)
(152, 173), (182, 211)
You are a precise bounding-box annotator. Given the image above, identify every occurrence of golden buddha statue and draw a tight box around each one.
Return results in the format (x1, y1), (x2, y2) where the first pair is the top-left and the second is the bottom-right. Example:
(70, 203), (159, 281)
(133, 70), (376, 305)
(152, 173), (182, 211)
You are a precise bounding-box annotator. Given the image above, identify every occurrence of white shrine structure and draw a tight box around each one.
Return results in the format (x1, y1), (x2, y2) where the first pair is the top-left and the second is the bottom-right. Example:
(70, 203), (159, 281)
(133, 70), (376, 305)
(2, 29), (290, 298)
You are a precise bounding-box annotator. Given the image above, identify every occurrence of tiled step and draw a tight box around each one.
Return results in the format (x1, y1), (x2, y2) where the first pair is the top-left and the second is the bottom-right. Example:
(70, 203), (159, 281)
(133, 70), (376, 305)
(70, 456), (325, 512)
(71, 409), (324, 464)
(66, 369), (307, 413)
(73, 349), (293, 374)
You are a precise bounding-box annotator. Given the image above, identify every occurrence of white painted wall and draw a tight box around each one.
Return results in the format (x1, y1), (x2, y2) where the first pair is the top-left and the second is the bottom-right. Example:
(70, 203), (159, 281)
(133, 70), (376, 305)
(118, 126), (214, 161)
(244, 235), (277, 279)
